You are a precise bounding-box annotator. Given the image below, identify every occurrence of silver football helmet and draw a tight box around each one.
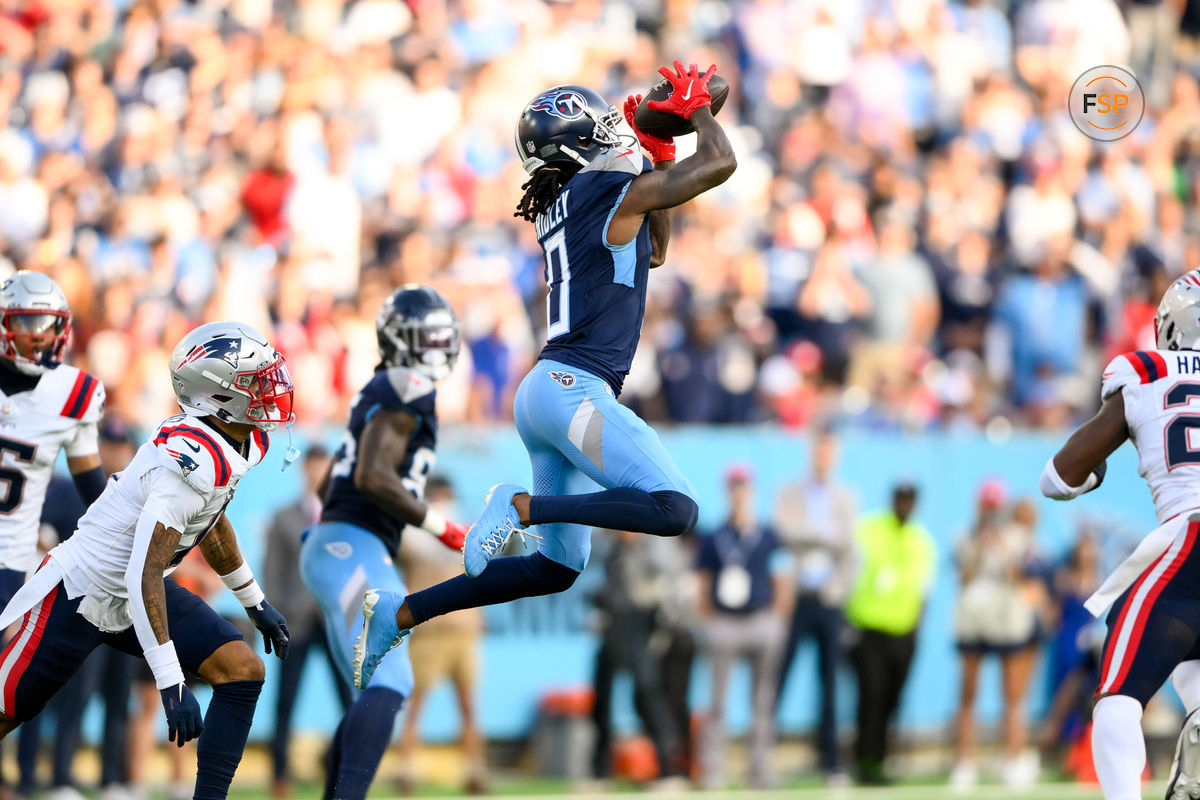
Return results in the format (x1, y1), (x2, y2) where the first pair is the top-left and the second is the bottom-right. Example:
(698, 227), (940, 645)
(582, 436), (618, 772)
(1156, 269), (1200, 351)
(169, 321), (294, 430)
(0, 270), (71, 375)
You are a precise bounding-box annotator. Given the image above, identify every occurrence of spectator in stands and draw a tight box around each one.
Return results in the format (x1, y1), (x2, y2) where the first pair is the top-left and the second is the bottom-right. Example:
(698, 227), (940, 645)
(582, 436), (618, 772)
(588, 529), (688, 787)
(0, 0), (1197, 429)
(989, 236), (1089, 423)
(846, 482), (935, 785)
(655, 537), (699, 779)
(1039, 528), (1105, 769)
(850, 207), (940, 391)
(949, 483), (1043, 789)
(395, 476), (488, 795)
(773, 428), (857, 783)
(696, 464), (790, 790)
(263, 445), (351, 798)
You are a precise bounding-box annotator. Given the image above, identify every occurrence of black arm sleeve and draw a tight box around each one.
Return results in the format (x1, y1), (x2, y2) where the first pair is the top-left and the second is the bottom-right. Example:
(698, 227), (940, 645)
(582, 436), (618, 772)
(71, 465), (107, 508)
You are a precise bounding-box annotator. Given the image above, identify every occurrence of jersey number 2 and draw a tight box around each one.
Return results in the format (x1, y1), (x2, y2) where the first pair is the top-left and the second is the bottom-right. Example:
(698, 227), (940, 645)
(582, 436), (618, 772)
(0, 436), (36, 515)
(1165, 383), (1200, 469)
(544, 230), (571, 340)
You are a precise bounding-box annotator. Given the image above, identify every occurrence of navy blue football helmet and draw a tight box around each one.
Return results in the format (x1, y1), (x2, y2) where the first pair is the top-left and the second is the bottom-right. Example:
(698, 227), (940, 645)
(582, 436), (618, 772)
(376, 285), (461, 381)
(515, 85), (624, 175)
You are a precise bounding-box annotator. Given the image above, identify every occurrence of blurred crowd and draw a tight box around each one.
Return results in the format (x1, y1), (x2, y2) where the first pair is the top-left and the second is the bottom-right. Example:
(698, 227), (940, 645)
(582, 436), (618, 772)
(0, 0), (1197, 431)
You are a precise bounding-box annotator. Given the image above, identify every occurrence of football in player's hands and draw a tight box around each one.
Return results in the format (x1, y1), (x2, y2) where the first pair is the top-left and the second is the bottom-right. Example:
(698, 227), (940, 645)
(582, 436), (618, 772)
(1090, 460), (1107, 491)
(439, 521), (467, 552)
(634, 70), (729, 139)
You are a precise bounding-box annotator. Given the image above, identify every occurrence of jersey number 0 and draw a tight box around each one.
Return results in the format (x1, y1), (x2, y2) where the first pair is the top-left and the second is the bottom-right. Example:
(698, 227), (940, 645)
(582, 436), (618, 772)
(544, 230), (571, 340)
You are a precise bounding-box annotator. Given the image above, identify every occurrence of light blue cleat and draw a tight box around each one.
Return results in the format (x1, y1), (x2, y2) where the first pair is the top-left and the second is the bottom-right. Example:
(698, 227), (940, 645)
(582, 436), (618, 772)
(353, 588), (409, 689)
(464, 483), (539, 578)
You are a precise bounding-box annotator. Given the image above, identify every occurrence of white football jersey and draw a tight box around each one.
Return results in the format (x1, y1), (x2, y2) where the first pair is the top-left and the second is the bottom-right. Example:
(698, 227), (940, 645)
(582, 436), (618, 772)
(1102, 348), (1200, 524)
(49, 412), (268, 632)
(0, 366), (104, 572)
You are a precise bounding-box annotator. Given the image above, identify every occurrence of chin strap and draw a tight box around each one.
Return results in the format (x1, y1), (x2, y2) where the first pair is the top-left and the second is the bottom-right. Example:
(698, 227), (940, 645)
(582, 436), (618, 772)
(281, 418), (301, 471)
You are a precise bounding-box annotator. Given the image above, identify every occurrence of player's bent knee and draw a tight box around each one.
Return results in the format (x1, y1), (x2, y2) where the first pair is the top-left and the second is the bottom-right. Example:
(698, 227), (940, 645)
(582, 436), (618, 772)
(528, 552), (580, 594)
(198, 640), (266, 685)
(650, 490), (699, 536)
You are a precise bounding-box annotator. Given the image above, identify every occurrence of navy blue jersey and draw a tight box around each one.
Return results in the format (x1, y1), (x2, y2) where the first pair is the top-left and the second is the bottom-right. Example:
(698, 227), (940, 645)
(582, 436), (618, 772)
(536, 149), (653, 394)
(321, 366), (438, 557)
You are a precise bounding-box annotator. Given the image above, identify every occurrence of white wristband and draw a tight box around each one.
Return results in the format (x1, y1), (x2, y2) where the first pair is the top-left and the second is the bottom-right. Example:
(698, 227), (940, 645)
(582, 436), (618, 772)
(420, 506), (447, 536)
(144, 640), (185, 690)
(220, 563), (266, 608)
(1039, 456), (1098, 501)
(234, 579), (266, 608)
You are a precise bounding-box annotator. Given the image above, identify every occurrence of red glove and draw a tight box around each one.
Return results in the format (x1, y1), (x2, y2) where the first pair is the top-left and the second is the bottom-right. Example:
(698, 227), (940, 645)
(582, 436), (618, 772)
(439, 521), (467, 552)
(647, 60), (717, 121)
(624, 94), (675, 164)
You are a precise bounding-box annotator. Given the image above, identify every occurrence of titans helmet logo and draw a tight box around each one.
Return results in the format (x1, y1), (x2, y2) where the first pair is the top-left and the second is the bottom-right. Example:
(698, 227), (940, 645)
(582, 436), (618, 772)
(530, 90), (587, 121)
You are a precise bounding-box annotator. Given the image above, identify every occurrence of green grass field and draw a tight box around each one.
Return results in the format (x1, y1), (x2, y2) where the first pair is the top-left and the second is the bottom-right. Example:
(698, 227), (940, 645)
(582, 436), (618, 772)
(25, 740), (1122, 799)
(216, 777), (1112, 800)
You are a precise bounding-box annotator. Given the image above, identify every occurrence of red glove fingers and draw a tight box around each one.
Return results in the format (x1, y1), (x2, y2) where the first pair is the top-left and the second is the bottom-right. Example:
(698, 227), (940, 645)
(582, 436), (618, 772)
(646, 60), (717, 120)
(624, 93), (676, 163)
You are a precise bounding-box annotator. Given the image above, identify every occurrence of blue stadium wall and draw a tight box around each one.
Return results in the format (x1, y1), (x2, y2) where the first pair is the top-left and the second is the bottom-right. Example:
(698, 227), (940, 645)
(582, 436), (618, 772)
(122, 426), (1163, 741)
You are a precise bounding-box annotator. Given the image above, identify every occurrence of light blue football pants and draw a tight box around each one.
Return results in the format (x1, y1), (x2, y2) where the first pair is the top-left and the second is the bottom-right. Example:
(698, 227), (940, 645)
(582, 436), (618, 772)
(513, 358), (697, 572)
(299, 521), (413, 697)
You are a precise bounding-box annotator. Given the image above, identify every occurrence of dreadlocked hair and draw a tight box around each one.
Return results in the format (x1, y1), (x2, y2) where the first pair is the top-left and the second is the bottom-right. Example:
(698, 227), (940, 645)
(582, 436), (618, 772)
(514, 165), (578, 223)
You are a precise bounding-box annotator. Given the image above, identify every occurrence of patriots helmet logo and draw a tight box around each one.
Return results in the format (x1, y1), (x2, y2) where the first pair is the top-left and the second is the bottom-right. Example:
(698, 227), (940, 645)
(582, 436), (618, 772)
(530, 90), (588, 121)
(164, 447), (200, 478)
(178, 336), (242, 370)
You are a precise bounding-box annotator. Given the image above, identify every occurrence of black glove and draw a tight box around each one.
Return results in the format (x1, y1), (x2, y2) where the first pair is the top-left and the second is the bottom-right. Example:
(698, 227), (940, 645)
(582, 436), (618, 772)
(247, 600), (289, 660)
(160, 684), (204, 747)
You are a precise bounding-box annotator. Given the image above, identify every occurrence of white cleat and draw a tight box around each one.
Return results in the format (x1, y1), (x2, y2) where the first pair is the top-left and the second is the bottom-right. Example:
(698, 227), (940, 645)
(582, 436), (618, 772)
(1167, 708), (1200, 800)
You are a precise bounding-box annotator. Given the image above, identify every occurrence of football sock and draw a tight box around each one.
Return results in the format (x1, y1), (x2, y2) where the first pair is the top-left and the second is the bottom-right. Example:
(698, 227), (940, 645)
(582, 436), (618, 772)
(529, 488), (697, 536)
(194, 680), (263, 800)
(406, 551), (578, 624)
(331, 687), (404, 800)
(1174, 660), (1200, 713)
(1092, 694), (1145, 800)
(16, 714), (39, 795)
(322, 719), (346, 800)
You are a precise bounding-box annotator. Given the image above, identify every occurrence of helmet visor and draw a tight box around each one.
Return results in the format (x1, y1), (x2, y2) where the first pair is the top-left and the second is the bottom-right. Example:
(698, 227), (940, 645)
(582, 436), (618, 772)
(2, 309), (69, 367)
(417, 324), (461, 353)
(8, 312), (66, 335)
(413, 322), (461, 378)
(238, 356), (294, 424)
